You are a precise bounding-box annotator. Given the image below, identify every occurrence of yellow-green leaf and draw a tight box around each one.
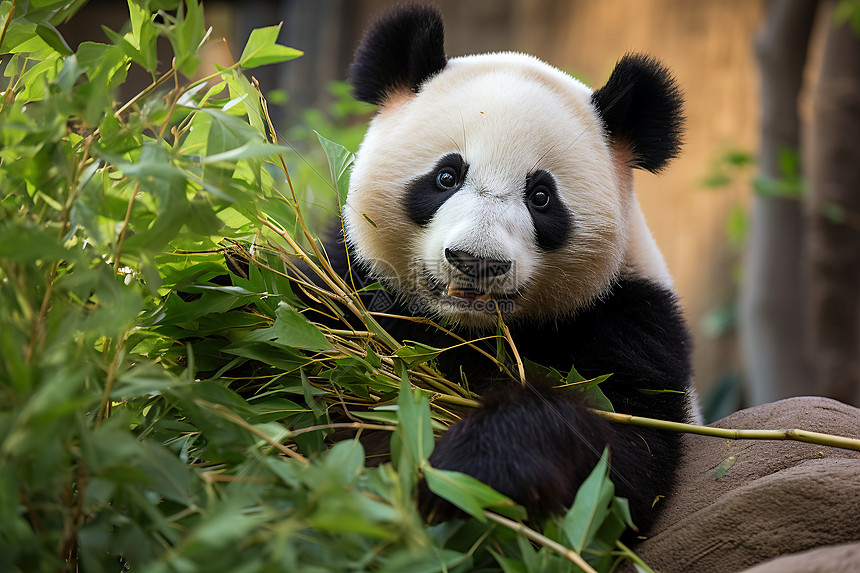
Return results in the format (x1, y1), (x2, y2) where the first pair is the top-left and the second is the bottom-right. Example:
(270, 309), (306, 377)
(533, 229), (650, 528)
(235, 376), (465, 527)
(239, 23), (303, 68)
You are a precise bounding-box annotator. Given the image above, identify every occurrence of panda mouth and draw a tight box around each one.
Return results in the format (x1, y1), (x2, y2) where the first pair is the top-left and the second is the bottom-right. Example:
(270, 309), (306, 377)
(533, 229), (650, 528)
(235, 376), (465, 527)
(445, 281), (494, 302)
(421, 269), (518, 311)
(426, 275), (518, 307)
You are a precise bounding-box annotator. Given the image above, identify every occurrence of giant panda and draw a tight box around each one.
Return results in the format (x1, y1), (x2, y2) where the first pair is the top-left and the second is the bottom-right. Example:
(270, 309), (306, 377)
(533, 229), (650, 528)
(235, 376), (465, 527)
(324, 4), (696, 530)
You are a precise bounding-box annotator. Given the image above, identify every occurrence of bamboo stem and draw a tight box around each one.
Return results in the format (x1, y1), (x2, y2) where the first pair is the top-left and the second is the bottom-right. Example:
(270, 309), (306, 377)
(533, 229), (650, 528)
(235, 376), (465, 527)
(157, 64), (182, 140)
(615, 540), (655, 573)
(482, 511), (598, 573)
(96, 333), (129, 423)
(287, 421), (397, 438)
(260, 216), (401, 351)
(198, 400), (309, 463)
(593, 410), (860, 451)
(113, 182), (141, 272)
(369, 312), (517, 381)
(114, 68), (177, 119)
(497, 310), (526, 386)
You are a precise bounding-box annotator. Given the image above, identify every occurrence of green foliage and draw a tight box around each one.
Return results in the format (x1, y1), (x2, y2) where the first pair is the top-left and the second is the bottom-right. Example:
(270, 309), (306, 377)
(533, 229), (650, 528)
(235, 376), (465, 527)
(0, 2), (650, 571)
(836, 0), (860, 35)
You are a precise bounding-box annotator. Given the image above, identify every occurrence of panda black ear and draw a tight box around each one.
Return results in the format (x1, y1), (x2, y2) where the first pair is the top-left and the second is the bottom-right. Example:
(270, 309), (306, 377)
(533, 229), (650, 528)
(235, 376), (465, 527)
(591, 54), (684, 173)
(349, 4), (447, 106)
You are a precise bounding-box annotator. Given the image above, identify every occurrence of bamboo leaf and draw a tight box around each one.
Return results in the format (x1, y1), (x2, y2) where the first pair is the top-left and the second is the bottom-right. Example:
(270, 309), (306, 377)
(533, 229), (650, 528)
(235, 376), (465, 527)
(393, 341), (443, 366)
(170, 0), (206, 76)
(562, 447), (614, 552)
(395, 365), (434, 462)
(271, 302), (332, 352)
(422, 465), (519, 522)
(316, 131), (355, 205)
(239, 23), (303, 68)
(35, 22), (71, 55)
(715, 455), (737, 480)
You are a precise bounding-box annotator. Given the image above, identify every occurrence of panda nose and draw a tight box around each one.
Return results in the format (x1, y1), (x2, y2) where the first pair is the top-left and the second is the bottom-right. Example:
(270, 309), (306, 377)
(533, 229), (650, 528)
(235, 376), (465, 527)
(444, 248), (512, 279)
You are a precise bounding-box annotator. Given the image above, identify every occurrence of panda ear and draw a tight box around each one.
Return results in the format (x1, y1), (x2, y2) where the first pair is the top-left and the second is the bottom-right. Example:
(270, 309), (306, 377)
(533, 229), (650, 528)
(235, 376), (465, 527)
(591, 54), (684, 173)
(349, 4), (447, 106)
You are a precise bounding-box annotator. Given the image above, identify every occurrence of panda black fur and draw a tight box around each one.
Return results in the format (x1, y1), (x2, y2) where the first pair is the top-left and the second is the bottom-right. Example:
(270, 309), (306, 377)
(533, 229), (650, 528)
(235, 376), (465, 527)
(328, 4), (696, 530)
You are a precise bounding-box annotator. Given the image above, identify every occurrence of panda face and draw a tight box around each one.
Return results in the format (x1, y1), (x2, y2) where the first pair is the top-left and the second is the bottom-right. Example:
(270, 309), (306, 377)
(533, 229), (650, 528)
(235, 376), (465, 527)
(343, 54), (628, 328)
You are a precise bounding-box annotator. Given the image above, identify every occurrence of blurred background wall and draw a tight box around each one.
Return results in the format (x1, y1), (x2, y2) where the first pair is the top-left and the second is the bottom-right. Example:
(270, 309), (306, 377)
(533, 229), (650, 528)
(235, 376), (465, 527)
(61, 0), (860, 420)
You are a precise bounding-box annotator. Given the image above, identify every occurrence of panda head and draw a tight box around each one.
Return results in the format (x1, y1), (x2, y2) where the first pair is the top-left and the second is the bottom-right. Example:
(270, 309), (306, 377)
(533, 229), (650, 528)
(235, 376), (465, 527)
(343, 5), (683, 328)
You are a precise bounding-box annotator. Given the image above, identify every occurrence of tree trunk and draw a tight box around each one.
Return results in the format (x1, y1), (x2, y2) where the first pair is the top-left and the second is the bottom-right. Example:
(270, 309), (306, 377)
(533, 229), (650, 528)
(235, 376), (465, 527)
(740, 0), (817, 405)
(806, 1), (860, 405)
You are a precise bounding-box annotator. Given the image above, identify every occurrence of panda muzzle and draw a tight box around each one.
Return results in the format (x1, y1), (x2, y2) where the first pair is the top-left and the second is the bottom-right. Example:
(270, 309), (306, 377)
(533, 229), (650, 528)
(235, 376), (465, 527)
(446, 281), (493, 301)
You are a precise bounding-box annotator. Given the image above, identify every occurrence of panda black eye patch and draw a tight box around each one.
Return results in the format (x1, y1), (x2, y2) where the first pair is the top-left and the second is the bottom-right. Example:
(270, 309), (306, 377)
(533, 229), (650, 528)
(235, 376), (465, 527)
(525, 170), (570, 251)
(406, 153), (468, 226)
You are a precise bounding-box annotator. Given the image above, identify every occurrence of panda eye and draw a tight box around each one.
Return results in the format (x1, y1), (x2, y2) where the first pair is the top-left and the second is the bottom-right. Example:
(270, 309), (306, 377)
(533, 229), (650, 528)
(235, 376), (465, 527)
(436, 167), (458, 191)
(530, 187), (550, 210)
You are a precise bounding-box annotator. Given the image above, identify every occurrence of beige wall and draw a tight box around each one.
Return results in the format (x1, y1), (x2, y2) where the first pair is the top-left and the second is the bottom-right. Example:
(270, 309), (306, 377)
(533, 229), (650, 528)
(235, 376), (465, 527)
(544, 1), (765, 393)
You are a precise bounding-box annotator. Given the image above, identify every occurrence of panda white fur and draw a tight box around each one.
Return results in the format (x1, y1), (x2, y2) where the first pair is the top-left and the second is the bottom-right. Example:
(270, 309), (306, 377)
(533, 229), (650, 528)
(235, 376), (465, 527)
(326, 5), (696, 529)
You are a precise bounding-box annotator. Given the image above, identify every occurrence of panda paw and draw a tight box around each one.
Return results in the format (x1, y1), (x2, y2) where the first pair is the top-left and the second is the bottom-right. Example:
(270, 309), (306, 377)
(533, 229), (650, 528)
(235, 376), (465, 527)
(419, 383), (607, 521)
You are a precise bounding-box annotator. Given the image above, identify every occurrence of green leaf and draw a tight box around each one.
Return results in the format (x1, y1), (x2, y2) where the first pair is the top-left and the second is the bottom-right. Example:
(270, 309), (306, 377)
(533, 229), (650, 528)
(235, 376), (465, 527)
(322, 439), (365, 484)
(562, 447), (615, 552)
(36, 23), (72, 56)
(522, 358), (565, 383)
(393, 341), (443, 366)
(588, 495), (637, 571)
(127, 0), (158, 71)
(495, 317), (507, 364)
(422, 465), (520, 522)
(202, 108), (262, 149)
(395, 365), (434, 462)
(202, 141), (292, 164)
(270, 302), (332, 352)
(56, 53), (82, 92)
(635, 388), (685, 396)
(489, 549), (529, 573)
(239, 23), (303, 68)
(715, 455), (737, 480)
(316, 131), (355, 206)
(168, 0), (206, 77)
(377, 549), (467, 573)
(566, 366), (614, 412)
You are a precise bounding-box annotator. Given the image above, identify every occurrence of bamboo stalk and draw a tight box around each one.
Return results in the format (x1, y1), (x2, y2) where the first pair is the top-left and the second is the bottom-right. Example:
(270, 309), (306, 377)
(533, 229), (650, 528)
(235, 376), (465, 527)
(96, 333), (129, 423)
(113, 182), (141, 272)
(369, 312), (517, 381)
(287, 421), (397, 438)
(483, 511), (598, 573)
(497, 310), (526, 386)
(593, 410), (860, 451)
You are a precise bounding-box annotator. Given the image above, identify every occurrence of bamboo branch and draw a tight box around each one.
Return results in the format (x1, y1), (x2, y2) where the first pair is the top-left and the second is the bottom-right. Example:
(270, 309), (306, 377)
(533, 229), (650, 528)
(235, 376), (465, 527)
(198, 400), (309, 464)
(497, 310), (526, 386)
(25, 133), (96, 363)
(369, 312), (517, 381)
(287, 421), (397, 438)
(157, 63), (182, 140)
(593, 410), (860, 451)
(113, 182), (141, 272)
(96, 333), (129, 423)
(483, 510), (598, 573)
(113, 68), (176, 120)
